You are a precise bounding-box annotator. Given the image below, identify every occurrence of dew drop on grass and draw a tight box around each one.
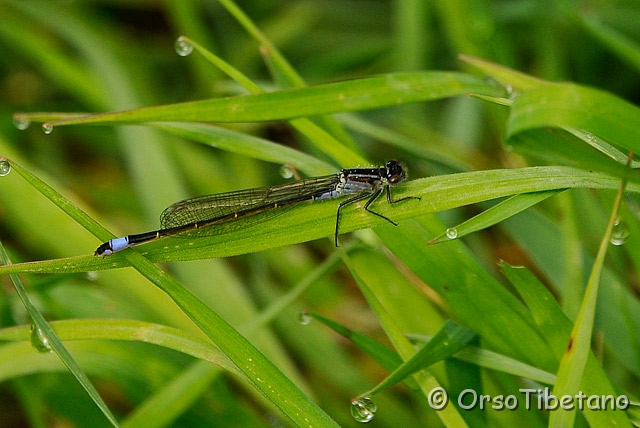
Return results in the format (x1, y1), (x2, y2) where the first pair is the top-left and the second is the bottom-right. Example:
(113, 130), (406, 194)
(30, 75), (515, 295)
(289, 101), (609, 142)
(610, 219), (630, 246)
(280, 164), (294, 179)
(30, 324), (53, 353)
(174, 36), (193, 56)
(13, 117), (31, 130)
(0, 160), (11, 177)
(42, 124), (53, 134)
(298, 310), (312, 325)
(86, 271), (99, 281)
(350, 397), (377, 423)
(504, 84), (521, 100)
(446, 227), (458, 240)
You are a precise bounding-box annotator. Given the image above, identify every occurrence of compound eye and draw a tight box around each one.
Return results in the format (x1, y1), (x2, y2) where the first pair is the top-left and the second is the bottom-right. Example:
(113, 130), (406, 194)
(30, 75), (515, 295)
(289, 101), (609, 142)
(386, 160), (405, 183)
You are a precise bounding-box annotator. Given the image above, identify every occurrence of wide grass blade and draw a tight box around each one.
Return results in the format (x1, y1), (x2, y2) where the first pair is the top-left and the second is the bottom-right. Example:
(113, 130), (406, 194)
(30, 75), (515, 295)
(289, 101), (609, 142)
(1, 164), (639, 274)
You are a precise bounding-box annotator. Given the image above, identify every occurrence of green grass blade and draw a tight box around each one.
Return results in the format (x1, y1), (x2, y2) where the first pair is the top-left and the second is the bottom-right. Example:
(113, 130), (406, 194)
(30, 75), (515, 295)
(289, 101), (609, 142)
(549, 168), (629, 427)
(506, 82), (640, 162)
(340, 248), (470, 427)
(37, 72), (503, 127)
(429, 191), (561, 244)
(0, 320), (236, 373)
(361, 321), (475, 398)
(408, 334), (557, 385)
(0, 160), (339, 427)
(121, 361), (221, 428)
(459, 54), (546, 91)
(0, 244), (120, 428)
(500, 262), (631, 427)
(376, 214), (632, 427)
(154, 122), (335, 176)
(2, 165), (640, 275)
(176, 38), (364, 166)
(579, 15), (640, 73)
(309, 312), (405, 375)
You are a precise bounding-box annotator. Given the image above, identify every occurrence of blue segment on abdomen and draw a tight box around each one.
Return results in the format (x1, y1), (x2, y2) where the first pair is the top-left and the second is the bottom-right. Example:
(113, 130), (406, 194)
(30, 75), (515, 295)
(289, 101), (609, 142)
(108, 236), (130, 253)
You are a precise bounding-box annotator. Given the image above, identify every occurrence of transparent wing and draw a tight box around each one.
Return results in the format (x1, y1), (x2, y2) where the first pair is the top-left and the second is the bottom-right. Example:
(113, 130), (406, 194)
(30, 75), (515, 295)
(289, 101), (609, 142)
(160, 174), (341, 230)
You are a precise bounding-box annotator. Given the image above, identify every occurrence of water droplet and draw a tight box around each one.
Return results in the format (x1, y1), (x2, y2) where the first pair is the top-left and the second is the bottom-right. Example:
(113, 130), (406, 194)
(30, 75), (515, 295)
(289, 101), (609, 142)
(504, 84), (520, 100)
(13, 117), (31, 130)
(351, 397), (377, 423)
(610, 219), (630, 246)
(298, 310), (312, 325)
(86, 271), (99, 281)
(42, 124), (53, 134)
(446, 228), (458, 240)
(280, 164), (294, 179)
(0, 160), (11, 177)
(174, 36), (193, 56)
(30, 324), (53, 353)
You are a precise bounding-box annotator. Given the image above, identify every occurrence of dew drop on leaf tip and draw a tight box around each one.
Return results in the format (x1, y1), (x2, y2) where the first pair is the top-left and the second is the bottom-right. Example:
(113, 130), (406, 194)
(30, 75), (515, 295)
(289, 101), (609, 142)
(350, 397), (377, 423)
(13, 117), (31, 130)
(174, 36), (193, 57)
(298, 310), (312, 325)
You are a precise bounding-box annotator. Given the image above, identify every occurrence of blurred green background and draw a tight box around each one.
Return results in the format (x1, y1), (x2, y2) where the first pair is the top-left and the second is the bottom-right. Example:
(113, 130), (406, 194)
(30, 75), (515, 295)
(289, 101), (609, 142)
(1, 1), (640, 427)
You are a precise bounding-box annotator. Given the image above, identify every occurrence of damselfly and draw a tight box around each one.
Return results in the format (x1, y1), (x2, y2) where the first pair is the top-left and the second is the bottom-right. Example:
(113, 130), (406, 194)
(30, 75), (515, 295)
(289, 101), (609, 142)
(95, 160), (418, 256)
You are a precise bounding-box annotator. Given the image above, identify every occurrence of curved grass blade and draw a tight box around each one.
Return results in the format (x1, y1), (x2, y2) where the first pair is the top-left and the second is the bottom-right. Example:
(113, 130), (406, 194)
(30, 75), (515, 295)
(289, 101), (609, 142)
(0, 320), (235, 372)
(506, 82), (640, 153)
(462, 55), (640, 183)
(508, 128), (640, 183)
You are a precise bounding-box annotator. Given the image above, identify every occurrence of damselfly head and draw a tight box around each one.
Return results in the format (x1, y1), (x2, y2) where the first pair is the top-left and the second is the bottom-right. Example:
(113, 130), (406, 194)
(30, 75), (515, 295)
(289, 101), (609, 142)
(385, 159), (406, 184)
